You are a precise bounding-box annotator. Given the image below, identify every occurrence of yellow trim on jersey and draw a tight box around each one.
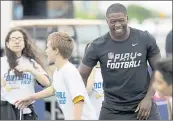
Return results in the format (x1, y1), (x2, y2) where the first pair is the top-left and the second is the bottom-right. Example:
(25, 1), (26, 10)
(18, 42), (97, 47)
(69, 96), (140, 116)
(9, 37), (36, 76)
(96, 63), (100, 68)
(73, 95), (84, 104)
(50, 86), (55, 94)
(5, 86), (13, 92)
(1, 78), (19, 92)
(96, 94), (104, 99)
(1, 78), (6, 87)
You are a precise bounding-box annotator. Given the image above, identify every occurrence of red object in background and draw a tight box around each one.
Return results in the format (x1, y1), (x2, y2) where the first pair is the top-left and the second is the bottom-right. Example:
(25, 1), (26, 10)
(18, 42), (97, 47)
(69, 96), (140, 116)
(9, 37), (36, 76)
(153, 92), (167, 103)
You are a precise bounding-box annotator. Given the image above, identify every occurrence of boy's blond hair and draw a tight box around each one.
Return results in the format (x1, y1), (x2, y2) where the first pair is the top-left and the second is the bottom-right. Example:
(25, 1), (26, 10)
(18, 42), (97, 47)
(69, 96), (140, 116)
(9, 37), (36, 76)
(48, 32), (74, 59)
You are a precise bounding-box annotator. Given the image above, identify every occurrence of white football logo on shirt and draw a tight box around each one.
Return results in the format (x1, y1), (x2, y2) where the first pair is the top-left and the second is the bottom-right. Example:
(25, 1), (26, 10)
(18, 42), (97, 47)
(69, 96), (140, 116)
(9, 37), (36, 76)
(137, 53), (142, 56)
(108, 52), (114, 60)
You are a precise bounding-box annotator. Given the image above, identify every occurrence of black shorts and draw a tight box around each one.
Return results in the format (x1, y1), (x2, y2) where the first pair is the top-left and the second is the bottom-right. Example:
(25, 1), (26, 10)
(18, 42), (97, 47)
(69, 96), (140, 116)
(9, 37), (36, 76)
(0, 101), (38, 120)
(99, 101), (161, 120)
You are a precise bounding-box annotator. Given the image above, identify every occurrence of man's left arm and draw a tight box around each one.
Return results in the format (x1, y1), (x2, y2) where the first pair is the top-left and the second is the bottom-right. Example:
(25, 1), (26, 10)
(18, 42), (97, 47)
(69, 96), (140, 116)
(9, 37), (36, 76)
(146, 31), (161, 99)
(136, 31), (161, 120)
(146, 53), (161, 99)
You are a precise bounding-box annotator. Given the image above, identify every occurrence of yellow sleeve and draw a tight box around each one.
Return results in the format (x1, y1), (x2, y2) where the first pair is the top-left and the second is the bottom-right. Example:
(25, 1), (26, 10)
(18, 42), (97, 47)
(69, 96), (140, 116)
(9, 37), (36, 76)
(73, 95), (84, 104)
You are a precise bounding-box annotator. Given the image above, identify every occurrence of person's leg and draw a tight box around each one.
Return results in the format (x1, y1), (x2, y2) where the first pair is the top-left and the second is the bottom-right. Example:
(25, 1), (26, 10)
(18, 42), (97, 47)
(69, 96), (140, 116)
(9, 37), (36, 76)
(24, 113), (38, 120)
(23, 106), (38, 120)
(99, 106), (139, 120)
(1, 101), (17, 120)
(99, 104), (116, 120)
(99, 102), (137, 120)
(147, 101), (161, 120)
(0, 103), (9, 120)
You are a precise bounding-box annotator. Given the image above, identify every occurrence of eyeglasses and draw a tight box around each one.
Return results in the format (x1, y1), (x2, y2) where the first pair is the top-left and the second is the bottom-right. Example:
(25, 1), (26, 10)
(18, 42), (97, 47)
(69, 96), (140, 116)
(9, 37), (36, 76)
(9, 37), (24, 42)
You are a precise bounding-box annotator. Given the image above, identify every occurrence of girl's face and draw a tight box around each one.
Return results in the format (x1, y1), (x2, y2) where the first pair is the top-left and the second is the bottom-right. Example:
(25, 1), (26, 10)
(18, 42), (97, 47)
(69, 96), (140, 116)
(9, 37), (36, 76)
(6, 31), (25, 54)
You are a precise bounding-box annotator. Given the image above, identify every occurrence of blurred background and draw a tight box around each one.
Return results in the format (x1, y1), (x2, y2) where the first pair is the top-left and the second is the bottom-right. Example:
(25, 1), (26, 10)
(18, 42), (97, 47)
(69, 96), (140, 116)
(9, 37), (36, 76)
(1, 1), (173, 120)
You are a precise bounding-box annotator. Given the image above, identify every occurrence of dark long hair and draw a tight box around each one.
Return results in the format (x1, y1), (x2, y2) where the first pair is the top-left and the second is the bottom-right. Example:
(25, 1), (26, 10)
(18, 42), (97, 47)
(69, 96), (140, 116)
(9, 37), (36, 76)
(5, 28), (45, 77)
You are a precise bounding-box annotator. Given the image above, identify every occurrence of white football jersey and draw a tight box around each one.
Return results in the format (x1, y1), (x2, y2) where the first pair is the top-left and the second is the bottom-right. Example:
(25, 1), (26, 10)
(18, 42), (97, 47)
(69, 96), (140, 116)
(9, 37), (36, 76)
(1, 56), (47, 104)
(89, 67), (104, 118)
(52, 61), (97, 120)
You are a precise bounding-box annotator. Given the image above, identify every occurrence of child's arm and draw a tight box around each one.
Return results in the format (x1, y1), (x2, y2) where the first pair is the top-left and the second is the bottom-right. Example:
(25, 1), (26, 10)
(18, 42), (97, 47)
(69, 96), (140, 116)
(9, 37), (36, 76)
(15, 61), (51, 87)
(14, 86), (55, 109)
(73, 96), (84, 120)
(64, 69), (89, 120)
(31, 86), (55, 100)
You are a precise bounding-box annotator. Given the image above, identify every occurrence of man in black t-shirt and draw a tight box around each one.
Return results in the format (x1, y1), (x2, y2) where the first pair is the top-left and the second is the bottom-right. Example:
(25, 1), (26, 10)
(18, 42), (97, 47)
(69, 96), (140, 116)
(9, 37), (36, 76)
(79, 3), (161, 120)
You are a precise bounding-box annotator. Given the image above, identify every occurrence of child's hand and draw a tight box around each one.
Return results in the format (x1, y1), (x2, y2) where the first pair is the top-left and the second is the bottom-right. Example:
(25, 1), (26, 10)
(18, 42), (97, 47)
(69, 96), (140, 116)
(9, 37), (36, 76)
(14, 95), (34, 109)
(15, 64), (34, 73)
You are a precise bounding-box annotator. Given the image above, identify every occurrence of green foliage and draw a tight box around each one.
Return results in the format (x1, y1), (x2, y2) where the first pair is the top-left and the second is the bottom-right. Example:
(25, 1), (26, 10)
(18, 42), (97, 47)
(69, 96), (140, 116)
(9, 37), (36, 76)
(75, 9), (97, 19)
(127, 4), (165, 23)
(127, 4), (153, 23)
(74, 2), (97, 19)
(74, 3), (163, 21)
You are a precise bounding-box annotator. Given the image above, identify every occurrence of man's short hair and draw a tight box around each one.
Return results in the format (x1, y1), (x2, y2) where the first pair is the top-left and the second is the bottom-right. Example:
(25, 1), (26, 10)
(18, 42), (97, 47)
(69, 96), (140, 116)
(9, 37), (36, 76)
(156, 56), (173, 85)
(106, 3), (127, 18)
(48, 32), (74, 59)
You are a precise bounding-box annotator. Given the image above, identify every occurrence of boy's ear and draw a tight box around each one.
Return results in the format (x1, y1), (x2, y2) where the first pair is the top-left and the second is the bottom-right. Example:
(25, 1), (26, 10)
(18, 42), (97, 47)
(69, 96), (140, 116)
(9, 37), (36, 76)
(55, 48), (59, 55)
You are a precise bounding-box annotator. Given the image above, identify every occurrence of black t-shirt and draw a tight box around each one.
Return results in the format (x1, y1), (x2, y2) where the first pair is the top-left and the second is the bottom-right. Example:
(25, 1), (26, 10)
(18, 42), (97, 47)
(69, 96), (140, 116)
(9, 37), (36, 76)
(165, 30), (173, 56)
(82, 27), (160, 111)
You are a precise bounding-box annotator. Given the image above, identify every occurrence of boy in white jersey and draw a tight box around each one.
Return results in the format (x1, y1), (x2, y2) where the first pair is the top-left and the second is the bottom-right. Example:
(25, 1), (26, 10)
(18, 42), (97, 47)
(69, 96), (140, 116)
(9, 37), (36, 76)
(84, 43), (104, 118)
(153, 57), (173, 120)
(14, 32), (97, 120)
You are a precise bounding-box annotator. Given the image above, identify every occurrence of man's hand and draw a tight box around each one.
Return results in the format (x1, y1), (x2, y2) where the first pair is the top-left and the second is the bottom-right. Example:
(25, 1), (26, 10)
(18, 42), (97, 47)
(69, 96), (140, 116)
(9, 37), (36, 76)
(135, 97), (152, 120)
(135, 53), (161, 120)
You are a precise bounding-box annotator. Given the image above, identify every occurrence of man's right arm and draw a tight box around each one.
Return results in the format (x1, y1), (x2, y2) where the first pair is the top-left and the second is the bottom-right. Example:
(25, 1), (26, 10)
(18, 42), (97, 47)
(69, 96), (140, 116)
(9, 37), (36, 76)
(86, 67), (96, 94)
(78, 63), (93, 86)
(79, 42), (98, 86)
